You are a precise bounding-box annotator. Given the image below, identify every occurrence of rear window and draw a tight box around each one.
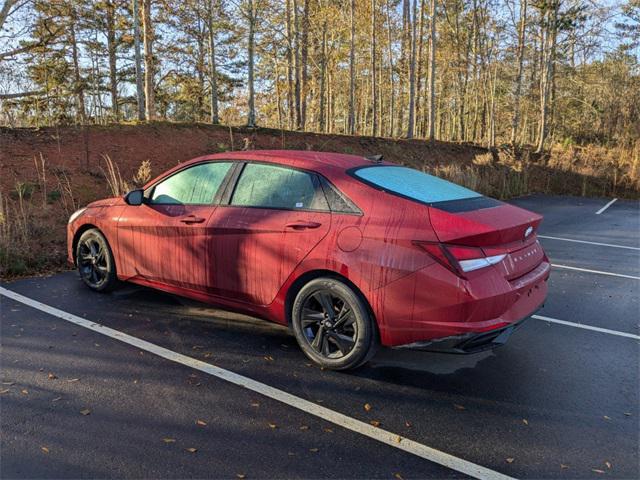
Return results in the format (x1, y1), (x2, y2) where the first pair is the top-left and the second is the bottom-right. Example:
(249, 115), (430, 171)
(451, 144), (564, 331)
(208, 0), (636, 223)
(353, 165), (482, 204)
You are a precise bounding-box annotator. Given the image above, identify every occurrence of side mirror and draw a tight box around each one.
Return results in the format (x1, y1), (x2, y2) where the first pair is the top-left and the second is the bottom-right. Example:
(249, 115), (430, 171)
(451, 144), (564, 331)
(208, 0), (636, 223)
(124, 189), (144, 206)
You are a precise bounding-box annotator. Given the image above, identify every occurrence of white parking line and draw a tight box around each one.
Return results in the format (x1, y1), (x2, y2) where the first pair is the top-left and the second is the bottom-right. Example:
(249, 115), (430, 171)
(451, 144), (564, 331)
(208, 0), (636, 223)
(0, 286), (514, 480)
(552, 264), (640, 280)
(539, 235), (640, 251)
(532, 314), (640, 340)
(595, 198), (618, 215)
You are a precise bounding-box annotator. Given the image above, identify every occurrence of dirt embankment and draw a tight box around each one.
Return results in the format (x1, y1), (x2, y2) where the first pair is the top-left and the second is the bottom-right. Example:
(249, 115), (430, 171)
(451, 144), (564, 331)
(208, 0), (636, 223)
(0, 122), (638, 278)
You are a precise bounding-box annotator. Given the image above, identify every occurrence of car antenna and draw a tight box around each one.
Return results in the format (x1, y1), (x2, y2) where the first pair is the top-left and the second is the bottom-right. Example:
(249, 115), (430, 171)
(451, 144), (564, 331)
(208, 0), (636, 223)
(366, 154), (383, 163)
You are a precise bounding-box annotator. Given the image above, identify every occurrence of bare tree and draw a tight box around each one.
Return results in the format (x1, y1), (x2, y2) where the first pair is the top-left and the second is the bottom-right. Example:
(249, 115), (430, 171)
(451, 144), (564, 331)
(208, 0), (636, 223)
(348, 0), (355, 134)
(427, 0), (437, 143)
(370, 0), (378, 136)
(246, 0), (256, 127)
(511, 0), (527, 146)
(208, 0), (219, 124)
(406, 0), (418, 138)
(142, 0), (155, 120)
(132, 0), (145, 120)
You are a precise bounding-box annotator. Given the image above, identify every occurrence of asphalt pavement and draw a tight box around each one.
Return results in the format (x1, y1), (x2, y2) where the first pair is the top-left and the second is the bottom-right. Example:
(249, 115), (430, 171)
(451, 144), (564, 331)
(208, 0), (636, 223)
(1, 194), (638, 479)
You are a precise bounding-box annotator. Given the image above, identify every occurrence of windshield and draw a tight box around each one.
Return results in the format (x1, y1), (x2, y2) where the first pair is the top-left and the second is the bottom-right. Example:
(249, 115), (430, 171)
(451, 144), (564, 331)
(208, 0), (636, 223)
(353, 165), (482, 204)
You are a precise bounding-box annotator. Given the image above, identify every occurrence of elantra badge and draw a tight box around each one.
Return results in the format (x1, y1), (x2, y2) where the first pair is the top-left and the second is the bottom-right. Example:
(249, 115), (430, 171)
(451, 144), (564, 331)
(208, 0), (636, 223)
(524, 226), (533, 238)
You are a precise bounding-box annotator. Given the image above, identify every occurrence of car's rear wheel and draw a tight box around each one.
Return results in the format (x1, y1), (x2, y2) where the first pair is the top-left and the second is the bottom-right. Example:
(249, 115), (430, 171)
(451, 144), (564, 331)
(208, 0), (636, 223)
(291, 277), (377, 370)
(76, 229), (118, 292)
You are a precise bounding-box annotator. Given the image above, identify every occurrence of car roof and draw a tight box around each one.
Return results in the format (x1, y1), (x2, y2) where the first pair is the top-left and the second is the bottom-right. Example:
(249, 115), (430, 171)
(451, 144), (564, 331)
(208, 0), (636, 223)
(188, 150), (390, 176)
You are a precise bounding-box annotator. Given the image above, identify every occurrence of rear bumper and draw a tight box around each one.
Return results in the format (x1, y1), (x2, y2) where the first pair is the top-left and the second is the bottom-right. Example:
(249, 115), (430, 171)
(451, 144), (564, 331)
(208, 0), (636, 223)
(393, 305), (541, 353)
(376, 258), (550, 348)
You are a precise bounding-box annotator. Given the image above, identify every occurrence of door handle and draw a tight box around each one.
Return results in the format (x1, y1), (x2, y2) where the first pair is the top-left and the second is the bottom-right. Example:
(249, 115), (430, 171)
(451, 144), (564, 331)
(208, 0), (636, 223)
(180, 215), (206, 224)
(286, 221), (322, 230)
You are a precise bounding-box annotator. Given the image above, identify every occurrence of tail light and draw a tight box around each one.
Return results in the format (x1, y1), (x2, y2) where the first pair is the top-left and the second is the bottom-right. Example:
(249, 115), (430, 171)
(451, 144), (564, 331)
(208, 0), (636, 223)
(413, 241), (506, 277)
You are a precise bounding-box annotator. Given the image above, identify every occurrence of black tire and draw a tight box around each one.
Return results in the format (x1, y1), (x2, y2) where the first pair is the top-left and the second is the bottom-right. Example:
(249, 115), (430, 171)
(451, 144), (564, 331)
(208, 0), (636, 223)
(75, 229), (118, 292)
(291, 277), (378, 370)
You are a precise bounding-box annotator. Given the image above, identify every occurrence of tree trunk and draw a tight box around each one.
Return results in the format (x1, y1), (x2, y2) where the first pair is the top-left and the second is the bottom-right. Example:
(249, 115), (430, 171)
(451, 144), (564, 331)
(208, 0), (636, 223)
(141, 0), (155, 121)
(132, 0), (145, 121)
(286, 0), (295, 129)
(319, 16), (328, 132)
(300, 0), (309, 129)
(406, 0), (418, 138)
(105, 0), (119, 120)
(293, 0), (302, 129)
(510, 0), (527, 146)
(246, 0), (256, 127)
(427, 0), (436, 143)
(385, 0), (395, 137)
(370, 0), (378, 136)
(208, 0), (219, 124)
(69, 11), (86, 124)
(348, 0), (356, 134)
(535, 0), (557, 153)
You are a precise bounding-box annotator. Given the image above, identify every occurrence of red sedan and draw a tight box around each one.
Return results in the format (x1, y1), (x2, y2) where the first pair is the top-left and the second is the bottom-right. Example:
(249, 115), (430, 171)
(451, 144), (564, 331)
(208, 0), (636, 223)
(67, 150), (550, 370)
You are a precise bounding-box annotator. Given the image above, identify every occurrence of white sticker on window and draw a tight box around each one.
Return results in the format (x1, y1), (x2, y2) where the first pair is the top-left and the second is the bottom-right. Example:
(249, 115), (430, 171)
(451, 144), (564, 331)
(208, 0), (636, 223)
(295, 202), (303, 208)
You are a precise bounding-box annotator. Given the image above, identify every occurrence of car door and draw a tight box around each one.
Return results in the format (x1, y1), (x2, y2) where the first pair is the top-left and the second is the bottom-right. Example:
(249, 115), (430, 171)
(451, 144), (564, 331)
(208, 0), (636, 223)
(207, 162), (331, 305)
(117, 161), (235, 290)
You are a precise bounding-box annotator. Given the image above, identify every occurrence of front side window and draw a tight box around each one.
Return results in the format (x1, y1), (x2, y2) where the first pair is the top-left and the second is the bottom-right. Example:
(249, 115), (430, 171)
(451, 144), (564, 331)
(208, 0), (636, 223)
(149, 162), (233, 205)
(231, 163), (329, 211)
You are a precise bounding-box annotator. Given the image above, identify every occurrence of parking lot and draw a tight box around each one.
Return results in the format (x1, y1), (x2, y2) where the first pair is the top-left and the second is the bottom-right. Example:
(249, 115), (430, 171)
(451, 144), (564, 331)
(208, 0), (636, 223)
(1, 194), (638, 479)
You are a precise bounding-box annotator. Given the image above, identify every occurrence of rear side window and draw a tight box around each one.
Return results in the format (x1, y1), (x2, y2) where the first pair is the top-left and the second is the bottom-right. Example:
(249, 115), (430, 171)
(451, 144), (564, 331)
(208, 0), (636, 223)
(149, 162), (233, 205)
(353, 165), (482, 204)
(231, 163), (329, 211)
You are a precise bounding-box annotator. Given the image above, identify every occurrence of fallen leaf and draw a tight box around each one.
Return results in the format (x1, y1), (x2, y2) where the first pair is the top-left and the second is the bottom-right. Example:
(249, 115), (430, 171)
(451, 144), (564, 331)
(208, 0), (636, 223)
(394, 473), (404, 480)
(323, 428), (333, 433)
(299, 425), (309, 430)
(192, 345), (204, 350)
(370, 420), (381, 427)
(364, 403), (372, 412)
(48, 373), (57, 380)
(309, 448), (319, 453)
(396, 435), (402, 443)
(163, 438), (176, 443)
(41, 447), (49, 454)
(603, 415), (611, 420)
(52, 397), (62, 402)
(67, 378), (80, 383)
(94, 343), (100, 347)
(560, 464), (569, 470)
(268, 422), (277, 429)
(21, 389), (28, 395)
(454, 404), (465, 410)
(0, 389), (9, 394)
(203, 352), (213, 358)
(80, 409), (91, 416)
(591, 469), (605, 474)
(264, 355), (274, 362)
(405, 421), (412, 428)
(236, 475), (246, 479)
(605, 461), (612, 469)
(522, 419), (529, 426)
(251, 402), (260, 407)
(196, 419), (207, 426)
(185, 447), (197, 453)
(506, 458), (515, 464)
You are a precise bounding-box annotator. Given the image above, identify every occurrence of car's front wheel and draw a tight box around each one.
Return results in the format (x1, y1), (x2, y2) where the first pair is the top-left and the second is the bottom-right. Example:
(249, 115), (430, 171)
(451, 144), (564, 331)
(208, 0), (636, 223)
(291, 277), (377, 370)
(76, 228), (118, 292)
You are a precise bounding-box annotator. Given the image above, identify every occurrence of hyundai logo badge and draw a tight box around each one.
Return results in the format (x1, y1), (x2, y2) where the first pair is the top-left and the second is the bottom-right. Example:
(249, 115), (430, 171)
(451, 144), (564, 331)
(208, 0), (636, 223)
(524, 226), (533, 238)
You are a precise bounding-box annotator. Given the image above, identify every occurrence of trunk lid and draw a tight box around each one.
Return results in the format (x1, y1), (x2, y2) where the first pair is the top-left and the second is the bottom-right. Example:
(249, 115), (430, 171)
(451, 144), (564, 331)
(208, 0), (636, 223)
(428, 201), (544, 279)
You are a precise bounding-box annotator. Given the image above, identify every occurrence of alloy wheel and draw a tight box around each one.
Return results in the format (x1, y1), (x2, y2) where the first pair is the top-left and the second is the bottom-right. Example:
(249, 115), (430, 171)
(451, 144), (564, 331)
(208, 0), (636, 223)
(300, 290), (358, 359)
(78, 237), (109, 289)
